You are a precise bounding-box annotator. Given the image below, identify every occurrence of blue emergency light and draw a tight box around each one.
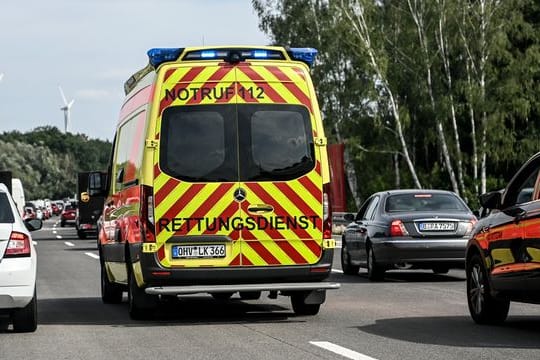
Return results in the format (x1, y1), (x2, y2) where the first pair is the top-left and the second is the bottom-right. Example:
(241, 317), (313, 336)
(288, 48), (318, 67)
(146, 47), (318, 68)
(147, 48), (184, 67)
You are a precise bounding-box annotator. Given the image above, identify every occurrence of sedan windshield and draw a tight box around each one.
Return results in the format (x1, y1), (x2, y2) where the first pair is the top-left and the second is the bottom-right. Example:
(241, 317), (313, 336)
(385, 193), (468, 212)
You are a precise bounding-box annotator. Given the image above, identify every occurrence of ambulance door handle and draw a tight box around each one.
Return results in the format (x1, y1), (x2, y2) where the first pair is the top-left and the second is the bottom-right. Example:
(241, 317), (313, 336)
(247, 204), (274, 214)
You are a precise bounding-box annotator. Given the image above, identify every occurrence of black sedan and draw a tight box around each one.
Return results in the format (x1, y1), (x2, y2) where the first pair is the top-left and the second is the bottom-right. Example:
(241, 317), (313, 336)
(341, 189), (477, 280)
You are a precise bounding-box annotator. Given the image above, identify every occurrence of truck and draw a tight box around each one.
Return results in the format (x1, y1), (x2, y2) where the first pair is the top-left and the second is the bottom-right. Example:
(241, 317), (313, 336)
(76, 172), (105, 239)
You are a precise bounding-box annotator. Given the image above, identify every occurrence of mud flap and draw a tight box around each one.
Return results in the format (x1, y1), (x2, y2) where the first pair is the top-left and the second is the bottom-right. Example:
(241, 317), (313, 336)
(304, 289), (326, 305)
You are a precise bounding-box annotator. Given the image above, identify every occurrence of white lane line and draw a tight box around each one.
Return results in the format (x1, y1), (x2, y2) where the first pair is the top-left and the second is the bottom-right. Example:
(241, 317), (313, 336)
(53, 230), (57, 234)
(332, 269), (343, 274)
(64, 242), (75, 247)
(56, 235), (62, 239)
(85, 252), (99, 260)
(310, 342), (379, 360)
(33, 241), (37, 245)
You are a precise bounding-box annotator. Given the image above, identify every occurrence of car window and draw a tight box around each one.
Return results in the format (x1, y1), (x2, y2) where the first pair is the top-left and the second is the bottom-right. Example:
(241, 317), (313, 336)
(363, 196), (380, 220)
(503, 161), (540, 208)
(239, 104), (314, 181)
(0, 193), (15, 223)
(385, 193), (468, 212)
(160, 104), (314, 183)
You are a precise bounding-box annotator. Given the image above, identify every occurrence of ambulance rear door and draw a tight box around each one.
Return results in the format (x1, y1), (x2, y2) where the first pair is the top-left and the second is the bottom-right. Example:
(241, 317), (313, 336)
(153, 63), (243, 268)
(235, 62), (324, 267)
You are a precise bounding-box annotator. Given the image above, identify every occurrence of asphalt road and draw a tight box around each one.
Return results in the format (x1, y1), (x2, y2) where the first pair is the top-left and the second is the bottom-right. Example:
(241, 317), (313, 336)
(2, 217), (540, 360)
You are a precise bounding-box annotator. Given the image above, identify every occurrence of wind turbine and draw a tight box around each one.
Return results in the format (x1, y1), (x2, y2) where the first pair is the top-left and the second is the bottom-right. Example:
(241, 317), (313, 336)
(58, 85), (74, 133)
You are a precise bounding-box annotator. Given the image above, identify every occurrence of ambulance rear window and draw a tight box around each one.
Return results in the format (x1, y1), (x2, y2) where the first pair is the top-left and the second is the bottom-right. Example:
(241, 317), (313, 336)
(160, 104), (314, 182)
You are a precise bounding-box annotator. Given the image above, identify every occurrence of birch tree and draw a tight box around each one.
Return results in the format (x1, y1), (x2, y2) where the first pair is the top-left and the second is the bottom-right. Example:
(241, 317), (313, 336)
(338, 0), (422, 189)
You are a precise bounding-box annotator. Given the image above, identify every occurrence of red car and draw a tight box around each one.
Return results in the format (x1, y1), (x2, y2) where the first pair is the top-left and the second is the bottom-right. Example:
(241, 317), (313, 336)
(60, 204), (77, 227)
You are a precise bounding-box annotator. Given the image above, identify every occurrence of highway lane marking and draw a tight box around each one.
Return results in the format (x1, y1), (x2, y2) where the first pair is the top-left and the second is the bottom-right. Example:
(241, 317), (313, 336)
(85, 252), (100, 260)
(64, 242), (75, 247)
(310, 341), (378, 360)
(56, 235), (62, 239)
(332, 269), (343, 274)
(32, 241), (37, 245)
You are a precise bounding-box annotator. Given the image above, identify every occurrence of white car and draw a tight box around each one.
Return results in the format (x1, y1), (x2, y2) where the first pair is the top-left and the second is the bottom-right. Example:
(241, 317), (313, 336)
(0, 183), (42, 332)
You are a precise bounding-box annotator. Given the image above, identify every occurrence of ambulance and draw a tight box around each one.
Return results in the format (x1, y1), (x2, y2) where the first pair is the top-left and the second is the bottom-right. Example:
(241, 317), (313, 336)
(88, 46), (340, 319)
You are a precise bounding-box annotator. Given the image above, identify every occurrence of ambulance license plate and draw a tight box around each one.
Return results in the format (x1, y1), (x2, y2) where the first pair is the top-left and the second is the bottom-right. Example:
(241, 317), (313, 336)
(172, 244), (226, 259)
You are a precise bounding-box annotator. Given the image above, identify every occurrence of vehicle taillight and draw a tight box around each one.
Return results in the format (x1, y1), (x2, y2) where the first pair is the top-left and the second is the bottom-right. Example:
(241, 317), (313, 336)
(323, 184), (332, 239)
(465, 218), (478, 235)
(141, 185), (155, 242)
(5, 232), (31, 257)
(390, 220), (409, 237)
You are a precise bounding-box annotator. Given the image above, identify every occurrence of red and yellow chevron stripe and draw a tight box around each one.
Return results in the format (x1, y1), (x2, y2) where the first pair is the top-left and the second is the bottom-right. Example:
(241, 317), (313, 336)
(151, 62), (323, 268)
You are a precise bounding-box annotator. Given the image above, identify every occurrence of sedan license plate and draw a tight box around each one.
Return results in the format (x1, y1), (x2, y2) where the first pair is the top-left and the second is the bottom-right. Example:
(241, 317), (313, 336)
(172, 244), (226, 259)
(418, 222), (455, 231)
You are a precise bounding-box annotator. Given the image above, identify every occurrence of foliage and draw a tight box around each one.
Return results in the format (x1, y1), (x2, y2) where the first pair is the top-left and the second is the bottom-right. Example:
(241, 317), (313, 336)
(0, 126), (111, 200)
(252, 0), (540, 210)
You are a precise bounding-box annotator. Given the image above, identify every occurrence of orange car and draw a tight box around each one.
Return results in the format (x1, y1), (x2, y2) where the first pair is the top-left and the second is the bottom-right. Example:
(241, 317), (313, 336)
(466, 152), (540, 324)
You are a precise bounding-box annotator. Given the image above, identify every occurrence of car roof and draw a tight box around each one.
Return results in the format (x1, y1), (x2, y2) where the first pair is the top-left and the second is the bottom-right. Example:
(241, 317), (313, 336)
(377, 189), (458, 197)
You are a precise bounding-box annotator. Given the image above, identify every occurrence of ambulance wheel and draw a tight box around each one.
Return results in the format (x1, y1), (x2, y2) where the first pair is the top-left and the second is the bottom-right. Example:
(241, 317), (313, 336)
(12, 289), (37, 333)
(239, 291), (261, 300)
(211, 292), (234, 301)
(128, 270), (158, 320)
(291, 293), (321, 316)
(100, 263), (123, 304)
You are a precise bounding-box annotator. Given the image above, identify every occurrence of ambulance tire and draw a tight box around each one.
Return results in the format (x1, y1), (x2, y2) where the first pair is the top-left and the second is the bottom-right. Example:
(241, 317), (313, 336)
(100, 263), (123, 304)
(291, 293), (321, 316)
(128, 270), (158, 320)
(11, 289), (37, 333)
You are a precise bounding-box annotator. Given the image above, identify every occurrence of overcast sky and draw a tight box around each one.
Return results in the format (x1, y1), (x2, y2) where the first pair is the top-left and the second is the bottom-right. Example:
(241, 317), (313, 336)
(0, 0), (270, 141)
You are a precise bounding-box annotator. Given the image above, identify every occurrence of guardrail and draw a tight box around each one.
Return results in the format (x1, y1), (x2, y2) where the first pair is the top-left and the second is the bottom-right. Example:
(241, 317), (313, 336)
(332, 212), (352, 235)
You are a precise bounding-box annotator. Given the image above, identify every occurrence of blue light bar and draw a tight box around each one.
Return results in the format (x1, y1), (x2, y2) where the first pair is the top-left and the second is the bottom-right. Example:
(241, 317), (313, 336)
(288, 48), (318, 67)
(147, 48), (184, 67)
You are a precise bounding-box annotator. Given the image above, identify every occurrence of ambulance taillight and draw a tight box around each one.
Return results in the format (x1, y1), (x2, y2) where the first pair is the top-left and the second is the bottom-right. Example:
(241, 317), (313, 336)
(141, 185), (155, 242)
(323, 184), (332, 239)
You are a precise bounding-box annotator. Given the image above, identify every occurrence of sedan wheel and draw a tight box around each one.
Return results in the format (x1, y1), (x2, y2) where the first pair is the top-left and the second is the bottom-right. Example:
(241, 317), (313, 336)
(341, 240), (360, 275)
(466, 254), (509, 324)
(367, 244), (384, 281)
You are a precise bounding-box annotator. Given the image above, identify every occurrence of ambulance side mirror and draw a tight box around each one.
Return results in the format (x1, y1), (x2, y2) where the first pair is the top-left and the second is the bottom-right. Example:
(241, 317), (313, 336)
(88, 172), (108, 197)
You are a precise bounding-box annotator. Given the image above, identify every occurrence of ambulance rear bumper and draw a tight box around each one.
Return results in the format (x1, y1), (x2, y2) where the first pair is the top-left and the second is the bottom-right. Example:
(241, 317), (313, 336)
(145, 282), (340, 296)
(139, 247), (336, 285)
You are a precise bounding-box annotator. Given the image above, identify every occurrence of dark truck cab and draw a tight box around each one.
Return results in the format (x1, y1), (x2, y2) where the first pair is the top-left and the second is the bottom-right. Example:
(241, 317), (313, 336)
(76, 172), (106, 239)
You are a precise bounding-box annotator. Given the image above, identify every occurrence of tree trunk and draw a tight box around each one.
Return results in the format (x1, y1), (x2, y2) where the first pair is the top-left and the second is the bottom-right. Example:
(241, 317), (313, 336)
(340, 0), (422, 189)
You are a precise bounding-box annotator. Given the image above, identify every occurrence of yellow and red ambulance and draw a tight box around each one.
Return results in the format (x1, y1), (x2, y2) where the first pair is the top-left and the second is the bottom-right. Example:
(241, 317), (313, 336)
(89, 46), (339, 319)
